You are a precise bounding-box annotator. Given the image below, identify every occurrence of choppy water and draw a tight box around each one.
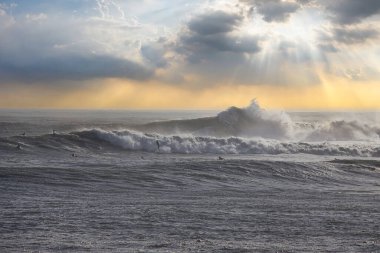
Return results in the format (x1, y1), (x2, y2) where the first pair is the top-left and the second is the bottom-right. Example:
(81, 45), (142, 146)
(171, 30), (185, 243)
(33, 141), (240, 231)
(1, 102), (380, 252)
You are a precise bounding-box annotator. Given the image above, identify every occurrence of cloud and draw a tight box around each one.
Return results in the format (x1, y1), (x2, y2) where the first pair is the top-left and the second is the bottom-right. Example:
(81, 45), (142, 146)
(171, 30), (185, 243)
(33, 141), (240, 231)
(25, 13), (47, 21)
(318, 26), (379, 49)
(96, 0), (127, 20)
(175, 10), (261, 64)
(188, 11), (243, 35)
(244, 0), (380, 25)
(322, 0), (380, 25)
(159, 9), (267, 85)
(0, 4), (155, 84)
(332, 27), (378, 45)
(141, 38), (169, 68)
(256, 0), (300, 22)
(318, 43), (338, 53)
(1, 0), (380, 90)
(241, 0), (300, 22)
(164, 8), (324, 86)
(0, 54), (153, 83)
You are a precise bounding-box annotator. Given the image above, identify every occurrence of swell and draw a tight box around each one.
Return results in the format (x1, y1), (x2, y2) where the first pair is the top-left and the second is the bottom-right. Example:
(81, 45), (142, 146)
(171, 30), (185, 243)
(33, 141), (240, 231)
(1, 158), (379, 191)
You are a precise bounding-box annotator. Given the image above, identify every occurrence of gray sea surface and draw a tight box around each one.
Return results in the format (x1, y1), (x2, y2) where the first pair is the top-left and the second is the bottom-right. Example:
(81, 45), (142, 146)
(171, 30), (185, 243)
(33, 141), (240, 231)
(1, 107), (380, 252)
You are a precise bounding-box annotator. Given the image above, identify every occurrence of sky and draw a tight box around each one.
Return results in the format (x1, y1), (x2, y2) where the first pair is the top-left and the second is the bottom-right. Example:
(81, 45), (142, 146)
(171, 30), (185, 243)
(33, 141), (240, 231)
(0, 0), (380, 109)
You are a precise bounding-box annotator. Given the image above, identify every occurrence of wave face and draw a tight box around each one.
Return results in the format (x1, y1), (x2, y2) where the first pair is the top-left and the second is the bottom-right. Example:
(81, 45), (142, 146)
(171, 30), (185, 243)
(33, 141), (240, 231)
(80, 129), (380, 156)
(136, 100), (294, 139)
(2, 128), (379, 157)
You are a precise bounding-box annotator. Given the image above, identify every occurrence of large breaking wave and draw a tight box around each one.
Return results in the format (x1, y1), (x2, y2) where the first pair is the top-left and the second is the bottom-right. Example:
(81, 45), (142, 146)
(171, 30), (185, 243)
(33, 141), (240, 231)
(2, 100), (380, 156)
(76, 129), (380, 156)
(136, 100), (294, 139)
(136, 100), (380, 142)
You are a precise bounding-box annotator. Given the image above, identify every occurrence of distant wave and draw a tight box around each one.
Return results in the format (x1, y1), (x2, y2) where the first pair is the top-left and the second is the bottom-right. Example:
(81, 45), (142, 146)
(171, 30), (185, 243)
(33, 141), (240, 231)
(137, 100), (380, 142)
(303, 120), (380, 141)
(77, 129), (380, 156)
(3, 128), (379, 157)
(136, 99), (294, 139)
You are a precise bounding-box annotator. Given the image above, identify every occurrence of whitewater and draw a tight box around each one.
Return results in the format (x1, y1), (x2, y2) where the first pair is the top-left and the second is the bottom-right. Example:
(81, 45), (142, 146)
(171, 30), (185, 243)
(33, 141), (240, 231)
(0, 101), (379, 252)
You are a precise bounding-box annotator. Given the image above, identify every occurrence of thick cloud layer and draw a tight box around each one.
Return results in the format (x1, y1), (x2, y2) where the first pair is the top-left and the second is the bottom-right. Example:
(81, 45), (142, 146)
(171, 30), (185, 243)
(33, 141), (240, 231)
(331, 27), (378, 45)
(188, 11), (243, 35)
(241, 0), (380, 25)
(0, 2), (153, 84)
(169, 9), (265, 84)
(255, 0), (300, 22)
(0, 54), (153, 82)
(322, 0), (380, 25)
(241, 0), (301, 22)
(0, 0), (379, 88)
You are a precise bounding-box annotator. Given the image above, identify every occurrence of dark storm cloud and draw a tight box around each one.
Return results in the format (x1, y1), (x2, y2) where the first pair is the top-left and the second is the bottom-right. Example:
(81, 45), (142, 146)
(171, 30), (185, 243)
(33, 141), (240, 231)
(1, 0), (379, 89)
(169, 9), (321, 86)
(318, 27), (379, 50)
(242, 0), (380, 25)
(175, 10), (261, 64)
(0, 54), (154, 83)
(332, 27), (378, 45)
(322, 0), (380, 25)
(296, 0), (314, 4)
(0, 7), (154, 84)
(178, 32), (261, 61)
(154, 9), (267, 85)
(240, 0), (300, 22)
(256, 0), (299, 22)
(188, 11), (243, 35)
(141, 41), (168, 68)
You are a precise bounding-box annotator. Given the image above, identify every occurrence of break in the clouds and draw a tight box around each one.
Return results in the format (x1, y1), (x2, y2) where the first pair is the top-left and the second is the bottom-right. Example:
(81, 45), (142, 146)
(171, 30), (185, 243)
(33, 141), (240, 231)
(0, 0), (380, 88)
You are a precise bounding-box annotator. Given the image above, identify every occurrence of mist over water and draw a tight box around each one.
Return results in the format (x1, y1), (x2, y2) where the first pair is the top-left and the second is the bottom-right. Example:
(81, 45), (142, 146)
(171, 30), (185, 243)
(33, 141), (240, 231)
(1, 101), (380, 252)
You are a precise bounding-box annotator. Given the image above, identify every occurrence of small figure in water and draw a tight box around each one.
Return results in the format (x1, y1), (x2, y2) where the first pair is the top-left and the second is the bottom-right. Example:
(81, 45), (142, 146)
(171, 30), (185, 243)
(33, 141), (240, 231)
(156, 140), (160, 151)
(21, 132), (26, 136)
(71, 153), (77, 158)
(16, 144), (21, 150)
(52, 130), (57, 136)
(218, 156), (224, 161)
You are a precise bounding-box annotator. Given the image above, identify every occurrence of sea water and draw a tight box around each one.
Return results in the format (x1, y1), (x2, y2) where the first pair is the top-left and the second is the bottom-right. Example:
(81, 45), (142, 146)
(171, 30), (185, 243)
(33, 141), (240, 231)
(1, 101), (379, 252)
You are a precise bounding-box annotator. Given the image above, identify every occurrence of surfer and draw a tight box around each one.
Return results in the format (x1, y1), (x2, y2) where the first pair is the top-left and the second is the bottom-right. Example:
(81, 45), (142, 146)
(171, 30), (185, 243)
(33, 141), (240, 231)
(16, 144), (21, 150)
(218, 156), (224, 161)
(52, 130), (57, 136)
(21, 132), (26, 136)
(156, 140), (160, 151)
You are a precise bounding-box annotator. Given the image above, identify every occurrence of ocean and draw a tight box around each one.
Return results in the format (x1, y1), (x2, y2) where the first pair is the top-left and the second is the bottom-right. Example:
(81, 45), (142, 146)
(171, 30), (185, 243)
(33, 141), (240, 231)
(1, 101), (379, 252)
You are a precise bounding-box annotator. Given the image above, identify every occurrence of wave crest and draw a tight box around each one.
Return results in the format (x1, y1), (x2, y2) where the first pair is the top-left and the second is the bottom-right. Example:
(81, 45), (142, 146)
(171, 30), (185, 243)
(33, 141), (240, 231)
(216, 99), (293, 139)
(305, 120), (380, 141)
(138, 100), (380, 142)
(78, 129), (380, 156)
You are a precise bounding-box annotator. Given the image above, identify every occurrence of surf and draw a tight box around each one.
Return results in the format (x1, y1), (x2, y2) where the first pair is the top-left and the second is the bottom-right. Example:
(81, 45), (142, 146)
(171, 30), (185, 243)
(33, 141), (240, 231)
(2, 100), (380, 156)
